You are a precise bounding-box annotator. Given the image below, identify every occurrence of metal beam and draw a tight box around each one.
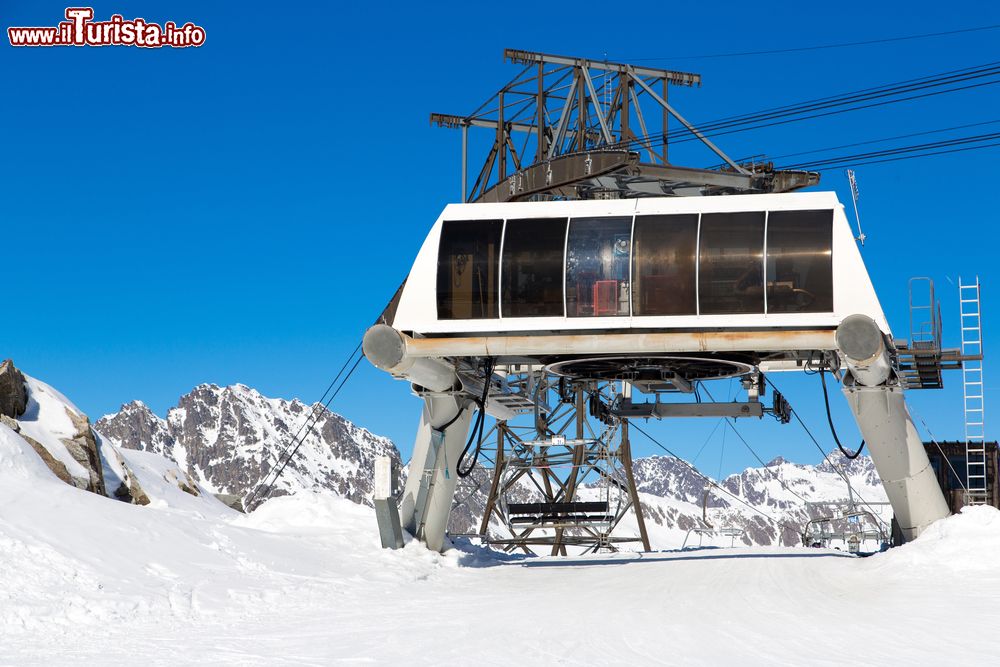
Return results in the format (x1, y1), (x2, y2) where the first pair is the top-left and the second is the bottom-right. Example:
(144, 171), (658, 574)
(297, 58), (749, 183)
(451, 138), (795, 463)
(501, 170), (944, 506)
(504, 48), (701, 86)
(657, 402), (763, 418)
(430, 112), (536, 134)
(629, 70), (749, 174)
(613, 400), (764, 419)
(472, 150), (787, 203)
(431, 49), (822, 201)
(549, 73), (578, 159)
(628, 84), (661, 165)
(376, 325), (838, 360)
(536, 62), (546, 162)
(460, 124), (467, 202)
(581, 67), (614, 144)
(620, 421), (651, 551)
(475, 151), (634, 203)
(662, 78), (669, 164)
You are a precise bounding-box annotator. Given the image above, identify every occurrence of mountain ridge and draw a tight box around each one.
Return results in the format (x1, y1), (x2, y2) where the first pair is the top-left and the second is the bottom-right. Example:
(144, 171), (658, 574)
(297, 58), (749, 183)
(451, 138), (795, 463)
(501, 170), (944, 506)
(96, 382), (402, 507)
(96, 381), (890, 547)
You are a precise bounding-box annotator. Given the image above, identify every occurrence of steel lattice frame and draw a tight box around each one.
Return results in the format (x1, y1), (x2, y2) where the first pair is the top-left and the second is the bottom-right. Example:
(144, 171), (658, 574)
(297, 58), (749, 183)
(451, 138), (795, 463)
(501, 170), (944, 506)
(431, 48), (818, 203)
(475, 376), (650, 556)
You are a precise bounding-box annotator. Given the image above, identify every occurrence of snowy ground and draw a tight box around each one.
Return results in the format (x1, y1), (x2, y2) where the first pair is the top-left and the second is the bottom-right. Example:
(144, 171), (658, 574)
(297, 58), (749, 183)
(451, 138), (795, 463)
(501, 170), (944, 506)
(3, 421), (1000, 665)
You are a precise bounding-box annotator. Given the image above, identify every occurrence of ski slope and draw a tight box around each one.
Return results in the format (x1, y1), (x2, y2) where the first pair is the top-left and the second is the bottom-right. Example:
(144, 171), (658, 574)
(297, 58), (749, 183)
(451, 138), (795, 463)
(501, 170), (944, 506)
(2, 419), (999, 665)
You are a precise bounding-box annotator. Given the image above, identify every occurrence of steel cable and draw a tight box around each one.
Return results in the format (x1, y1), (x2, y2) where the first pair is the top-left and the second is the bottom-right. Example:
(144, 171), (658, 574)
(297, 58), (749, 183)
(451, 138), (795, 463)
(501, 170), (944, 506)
(245, 345), (364, 509)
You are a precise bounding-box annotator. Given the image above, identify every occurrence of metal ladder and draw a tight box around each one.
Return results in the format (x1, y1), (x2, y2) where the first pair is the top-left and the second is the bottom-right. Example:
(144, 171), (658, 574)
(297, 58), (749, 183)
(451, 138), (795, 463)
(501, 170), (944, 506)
(960, 277), (988, 505)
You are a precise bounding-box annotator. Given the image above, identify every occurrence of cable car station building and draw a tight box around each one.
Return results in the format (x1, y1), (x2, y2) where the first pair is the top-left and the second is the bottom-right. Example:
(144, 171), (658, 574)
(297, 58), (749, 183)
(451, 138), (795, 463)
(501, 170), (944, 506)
(364, 49), (984, 554)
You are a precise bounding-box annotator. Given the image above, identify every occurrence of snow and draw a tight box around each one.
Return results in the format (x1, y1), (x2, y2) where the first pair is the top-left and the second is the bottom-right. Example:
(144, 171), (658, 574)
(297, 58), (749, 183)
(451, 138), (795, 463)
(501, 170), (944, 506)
(4, 407), (1000, 665)
(3, 374), (999, 664)
(116, 447), (234, 516)
(16, 375), (89, 479)
(877, 504), (1000, 573)
(95, 430), (128, 492)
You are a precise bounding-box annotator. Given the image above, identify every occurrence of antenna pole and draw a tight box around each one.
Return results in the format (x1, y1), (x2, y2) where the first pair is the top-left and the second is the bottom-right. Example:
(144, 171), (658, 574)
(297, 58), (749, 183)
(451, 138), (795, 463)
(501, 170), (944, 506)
(846, 169), (866, 245)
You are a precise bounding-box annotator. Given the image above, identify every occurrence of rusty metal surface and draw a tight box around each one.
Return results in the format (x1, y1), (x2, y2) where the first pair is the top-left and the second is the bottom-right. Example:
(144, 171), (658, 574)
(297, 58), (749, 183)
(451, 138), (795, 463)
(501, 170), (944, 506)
(475, 151), (635, 203)
(503, 48), (702, 85)
(401, 329), (838, 359)
(472, 151), (818, 202)
(431, 48), (818, 203)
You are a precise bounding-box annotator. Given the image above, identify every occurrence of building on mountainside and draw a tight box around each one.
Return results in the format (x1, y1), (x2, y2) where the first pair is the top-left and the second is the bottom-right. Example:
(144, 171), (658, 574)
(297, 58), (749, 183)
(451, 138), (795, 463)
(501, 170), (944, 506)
(923, 441), (999, 513)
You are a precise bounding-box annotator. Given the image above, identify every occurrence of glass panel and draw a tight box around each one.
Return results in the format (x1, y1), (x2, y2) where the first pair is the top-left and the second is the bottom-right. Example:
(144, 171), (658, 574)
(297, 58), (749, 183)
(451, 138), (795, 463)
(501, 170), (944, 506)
(766, 210), (834, 313)
(501, 218), (568, 318)
(632, 214), (698, 316)
(947, 456), (968, 489)
(436, 219), (502, 319)
(566, 217), (632, 317)
(699, 212), (765, 315)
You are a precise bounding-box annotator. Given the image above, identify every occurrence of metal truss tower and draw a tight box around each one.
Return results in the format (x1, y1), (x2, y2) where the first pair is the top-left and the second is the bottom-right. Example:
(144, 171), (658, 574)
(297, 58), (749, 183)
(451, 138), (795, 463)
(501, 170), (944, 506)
(476, 378), (650, 555)
(431, 48), (819, 203)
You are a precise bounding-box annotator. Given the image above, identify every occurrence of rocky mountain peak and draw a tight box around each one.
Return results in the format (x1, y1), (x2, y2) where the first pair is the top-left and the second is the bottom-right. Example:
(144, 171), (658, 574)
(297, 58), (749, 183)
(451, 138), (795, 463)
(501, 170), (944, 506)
(96, 383), (402, 505)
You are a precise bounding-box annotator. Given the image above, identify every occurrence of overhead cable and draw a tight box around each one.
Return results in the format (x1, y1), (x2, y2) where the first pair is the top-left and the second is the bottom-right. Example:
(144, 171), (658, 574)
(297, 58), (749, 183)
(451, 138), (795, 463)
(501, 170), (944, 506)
(628, 24), (1000, 61)
(630, 422), (803, 540)
(245, 343), (365, 509)
(605, 61), (1000, 152)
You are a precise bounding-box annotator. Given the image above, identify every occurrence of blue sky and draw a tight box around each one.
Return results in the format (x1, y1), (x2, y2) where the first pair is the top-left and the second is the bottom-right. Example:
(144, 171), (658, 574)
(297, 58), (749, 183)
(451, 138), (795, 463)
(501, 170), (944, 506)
(3, 1), (999, 478)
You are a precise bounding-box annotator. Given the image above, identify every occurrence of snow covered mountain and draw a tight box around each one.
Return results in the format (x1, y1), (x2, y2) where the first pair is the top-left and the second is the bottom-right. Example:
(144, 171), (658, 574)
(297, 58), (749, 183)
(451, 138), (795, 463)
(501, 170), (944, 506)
(95, 380), (888, 547)
(446, 450), (889, 548)
(95, 383), (402, 507)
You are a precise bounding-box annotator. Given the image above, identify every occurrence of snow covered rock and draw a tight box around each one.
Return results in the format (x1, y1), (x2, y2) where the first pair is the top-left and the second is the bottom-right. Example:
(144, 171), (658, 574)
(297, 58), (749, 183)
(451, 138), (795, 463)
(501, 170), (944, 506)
(632, 454), (725, 505)
(4, 370), (107, 495)
(0, 363), (230, 514)
(98, 436), (151, 505)
(0, 359), (27, 418)
(3, 416), (75, 486)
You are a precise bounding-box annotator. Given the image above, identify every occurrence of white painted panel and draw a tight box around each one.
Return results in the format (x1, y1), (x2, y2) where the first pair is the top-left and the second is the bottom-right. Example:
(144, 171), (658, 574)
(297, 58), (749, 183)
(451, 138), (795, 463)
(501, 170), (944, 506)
(392, 191), (890, 341)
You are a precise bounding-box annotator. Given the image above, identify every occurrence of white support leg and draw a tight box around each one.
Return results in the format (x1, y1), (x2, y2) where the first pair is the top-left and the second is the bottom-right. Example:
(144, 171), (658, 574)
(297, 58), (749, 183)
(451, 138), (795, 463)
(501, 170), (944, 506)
(843, 385), (950, 542)
(399, 394), (474, 552)
(837, 314), (951, 543)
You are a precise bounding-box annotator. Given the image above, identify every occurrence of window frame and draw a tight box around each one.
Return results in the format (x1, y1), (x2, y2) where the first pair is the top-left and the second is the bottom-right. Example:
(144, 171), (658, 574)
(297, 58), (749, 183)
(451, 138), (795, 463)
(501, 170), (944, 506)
(696, 210), (767, 316)
(565, 215), (634, 318)
(630, 213), (700, 317)
(453, 206), (838, 322)
(763, 208), (835, 315)
(436, 218), (503, 321)
(498, 216), (570, 319)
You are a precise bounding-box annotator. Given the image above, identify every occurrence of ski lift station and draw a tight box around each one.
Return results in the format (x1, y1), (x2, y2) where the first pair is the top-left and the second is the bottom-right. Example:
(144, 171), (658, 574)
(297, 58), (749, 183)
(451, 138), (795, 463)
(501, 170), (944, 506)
(364, 49), (989, 555)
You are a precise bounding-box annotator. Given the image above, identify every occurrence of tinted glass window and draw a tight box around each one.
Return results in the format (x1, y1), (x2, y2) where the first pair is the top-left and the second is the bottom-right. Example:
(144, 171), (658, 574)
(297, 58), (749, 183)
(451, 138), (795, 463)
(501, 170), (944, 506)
(765, 210), (833, 313)
(947, 455), (968, 489)
(437, 220), (502, 319)
(566, 217), (632, 317)
(699, 212), (765, 314)
(501, 218), (567, 317)
(632, 214), (698, 316)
